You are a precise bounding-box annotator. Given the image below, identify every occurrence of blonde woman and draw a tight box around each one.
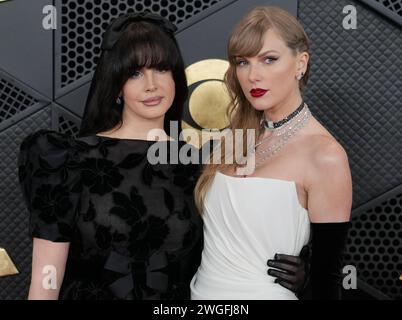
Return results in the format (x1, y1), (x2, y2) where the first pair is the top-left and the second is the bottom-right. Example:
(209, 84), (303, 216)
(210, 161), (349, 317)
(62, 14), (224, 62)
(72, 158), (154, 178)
(191, 6), (352, 300)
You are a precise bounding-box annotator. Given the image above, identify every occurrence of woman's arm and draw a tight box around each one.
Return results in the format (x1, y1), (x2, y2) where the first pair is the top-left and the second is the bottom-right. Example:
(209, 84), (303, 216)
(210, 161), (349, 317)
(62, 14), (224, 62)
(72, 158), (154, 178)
(306, 140), (352, 299)
(307, 140), (352, 223)
(28, 238), (70, 300)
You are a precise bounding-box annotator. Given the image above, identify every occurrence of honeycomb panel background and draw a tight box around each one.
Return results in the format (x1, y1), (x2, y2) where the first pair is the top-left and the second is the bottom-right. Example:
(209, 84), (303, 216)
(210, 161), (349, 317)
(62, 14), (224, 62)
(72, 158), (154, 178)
(60, 0), (222, 88)
(344, 191), (402, 299)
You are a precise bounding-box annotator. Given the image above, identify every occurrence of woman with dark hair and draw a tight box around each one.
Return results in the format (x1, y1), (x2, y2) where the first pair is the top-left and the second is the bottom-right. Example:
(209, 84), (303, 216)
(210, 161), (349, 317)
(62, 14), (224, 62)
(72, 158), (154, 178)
(18, 13), (202, 300)
(79, 13), (188, 138)
(18, 12), (308, 300)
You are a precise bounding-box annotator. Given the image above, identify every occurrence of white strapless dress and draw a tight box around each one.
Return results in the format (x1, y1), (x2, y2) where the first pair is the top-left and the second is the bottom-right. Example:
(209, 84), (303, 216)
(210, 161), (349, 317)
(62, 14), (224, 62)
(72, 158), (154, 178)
(190, 172), (310, 300)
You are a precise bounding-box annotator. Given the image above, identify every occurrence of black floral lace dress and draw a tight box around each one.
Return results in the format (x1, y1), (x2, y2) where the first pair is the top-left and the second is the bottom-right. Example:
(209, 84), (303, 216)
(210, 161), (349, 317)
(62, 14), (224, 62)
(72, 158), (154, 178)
(18, 129), (203, 300)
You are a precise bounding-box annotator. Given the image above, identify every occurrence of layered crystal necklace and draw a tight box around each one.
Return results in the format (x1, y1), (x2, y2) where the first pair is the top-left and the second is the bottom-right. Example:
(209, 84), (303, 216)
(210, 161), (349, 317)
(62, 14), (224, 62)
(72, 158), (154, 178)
(251, 101), (311, 168)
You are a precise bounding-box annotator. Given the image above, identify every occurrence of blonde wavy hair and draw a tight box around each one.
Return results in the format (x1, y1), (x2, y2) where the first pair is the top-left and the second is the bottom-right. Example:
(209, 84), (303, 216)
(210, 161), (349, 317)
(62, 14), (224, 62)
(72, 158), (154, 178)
(194, 6), (311, 213)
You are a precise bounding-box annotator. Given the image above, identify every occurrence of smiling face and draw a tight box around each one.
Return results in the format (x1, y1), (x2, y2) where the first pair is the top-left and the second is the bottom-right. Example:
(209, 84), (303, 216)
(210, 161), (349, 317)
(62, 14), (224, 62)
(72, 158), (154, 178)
(121, 67), (175, 121)
(235, 28), (308, 112)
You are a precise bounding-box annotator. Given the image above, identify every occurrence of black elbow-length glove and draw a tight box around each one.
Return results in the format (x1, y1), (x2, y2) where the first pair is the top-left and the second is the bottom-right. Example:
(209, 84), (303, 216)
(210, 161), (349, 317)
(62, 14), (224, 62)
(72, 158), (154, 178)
(310, 221), (350, 300)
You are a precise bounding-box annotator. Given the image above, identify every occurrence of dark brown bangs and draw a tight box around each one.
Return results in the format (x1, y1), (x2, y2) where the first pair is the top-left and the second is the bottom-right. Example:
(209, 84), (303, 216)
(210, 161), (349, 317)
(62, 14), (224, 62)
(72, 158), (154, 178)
(118, 22), (179, 75)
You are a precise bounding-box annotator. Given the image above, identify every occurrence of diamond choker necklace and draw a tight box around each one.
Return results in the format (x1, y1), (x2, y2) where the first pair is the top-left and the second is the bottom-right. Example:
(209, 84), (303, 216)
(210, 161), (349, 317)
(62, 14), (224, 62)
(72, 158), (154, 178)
(252, 103), (311, 168)
(260, 100), (305, 130)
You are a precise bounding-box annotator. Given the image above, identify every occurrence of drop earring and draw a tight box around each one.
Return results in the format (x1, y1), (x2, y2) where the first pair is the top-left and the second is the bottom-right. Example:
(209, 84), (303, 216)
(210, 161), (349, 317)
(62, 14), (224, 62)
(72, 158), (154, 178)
(116, 96), (122, 105)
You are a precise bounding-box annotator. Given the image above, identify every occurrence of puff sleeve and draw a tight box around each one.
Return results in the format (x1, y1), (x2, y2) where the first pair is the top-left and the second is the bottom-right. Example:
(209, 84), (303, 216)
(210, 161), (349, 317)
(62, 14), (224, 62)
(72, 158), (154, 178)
(18, 130), (82, 242)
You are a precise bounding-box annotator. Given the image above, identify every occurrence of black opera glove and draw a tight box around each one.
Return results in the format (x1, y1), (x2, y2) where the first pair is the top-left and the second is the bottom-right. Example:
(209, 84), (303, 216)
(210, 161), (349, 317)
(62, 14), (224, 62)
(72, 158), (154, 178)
(267, 245), (310, 295)
(310, 221), (350, 300)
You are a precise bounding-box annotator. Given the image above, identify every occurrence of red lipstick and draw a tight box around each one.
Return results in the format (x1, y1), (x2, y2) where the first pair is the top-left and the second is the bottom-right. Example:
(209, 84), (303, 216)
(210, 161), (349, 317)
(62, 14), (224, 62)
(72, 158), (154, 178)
(250, 88), (268, 98)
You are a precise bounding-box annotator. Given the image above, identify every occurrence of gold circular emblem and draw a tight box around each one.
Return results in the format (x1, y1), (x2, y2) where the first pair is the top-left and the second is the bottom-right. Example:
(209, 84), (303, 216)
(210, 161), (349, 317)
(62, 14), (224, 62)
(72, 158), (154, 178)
(183, 59), (231, 148)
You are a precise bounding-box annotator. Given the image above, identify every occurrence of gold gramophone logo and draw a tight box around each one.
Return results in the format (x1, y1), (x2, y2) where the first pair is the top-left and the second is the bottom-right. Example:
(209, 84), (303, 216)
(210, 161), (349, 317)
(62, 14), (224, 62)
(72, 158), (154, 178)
(182, 59), (231, 147)
(0, 247), (19, 277)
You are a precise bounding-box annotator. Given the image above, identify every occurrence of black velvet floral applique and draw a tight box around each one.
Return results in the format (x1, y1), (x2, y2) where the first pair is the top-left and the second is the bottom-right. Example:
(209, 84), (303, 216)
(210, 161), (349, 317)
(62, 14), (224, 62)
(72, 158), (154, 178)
(18, 130), (203, 299)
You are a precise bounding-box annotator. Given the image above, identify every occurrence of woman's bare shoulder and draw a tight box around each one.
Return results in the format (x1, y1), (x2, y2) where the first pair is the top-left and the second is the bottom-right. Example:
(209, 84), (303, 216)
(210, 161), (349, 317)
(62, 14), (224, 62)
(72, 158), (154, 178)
(300, 117), (349, 173)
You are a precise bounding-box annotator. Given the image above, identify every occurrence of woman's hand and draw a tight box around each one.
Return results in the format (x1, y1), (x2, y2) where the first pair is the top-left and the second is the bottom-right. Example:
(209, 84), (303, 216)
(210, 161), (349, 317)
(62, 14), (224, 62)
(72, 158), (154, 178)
(267, 245), (310, 295)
